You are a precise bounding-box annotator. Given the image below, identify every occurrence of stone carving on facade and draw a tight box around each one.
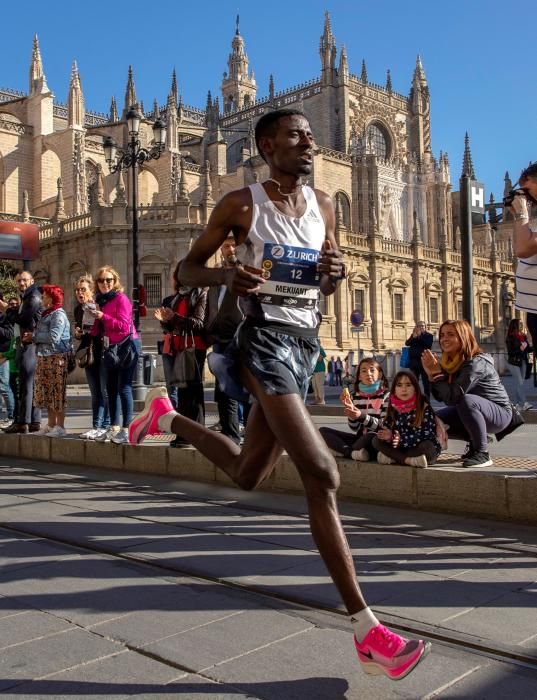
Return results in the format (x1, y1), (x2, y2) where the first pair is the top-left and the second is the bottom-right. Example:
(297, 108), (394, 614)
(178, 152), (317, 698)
(96, 164), (106, 206)
(73, 131), (87, 215)
(113, 168), (127, 205)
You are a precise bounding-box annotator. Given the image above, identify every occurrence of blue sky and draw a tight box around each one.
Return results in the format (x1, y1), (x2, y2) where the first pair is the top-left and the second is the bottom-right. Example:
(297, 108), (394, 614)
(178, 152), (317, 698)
(1, 0), (533, 200)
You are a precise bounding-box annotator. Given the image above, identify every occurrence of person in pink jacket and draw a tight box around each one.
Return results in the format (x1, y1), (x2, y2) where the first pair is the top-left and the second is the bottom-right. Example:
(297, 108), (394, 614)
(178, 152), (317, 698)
(90, 266), (140, 443)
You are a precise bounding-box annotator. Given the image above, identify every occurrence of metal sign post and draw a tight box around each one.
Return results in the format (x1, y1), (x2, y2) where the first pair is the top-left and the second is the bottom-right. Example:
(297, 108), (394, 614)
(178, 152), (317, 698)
(459, 178), (485, 331)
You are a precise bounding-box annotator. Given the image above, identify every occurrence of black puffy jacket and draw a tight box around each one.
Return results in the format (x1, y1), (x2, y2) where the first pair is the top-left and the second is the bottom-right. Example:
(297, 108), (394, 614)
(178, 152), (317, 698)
(431, 353), (511, 408)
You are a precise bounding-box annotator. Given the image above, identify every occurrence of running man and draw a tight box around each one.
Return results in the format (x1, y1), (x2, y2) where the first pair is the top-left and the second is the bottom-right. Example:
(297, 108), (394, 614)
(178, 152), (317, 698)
(129, 109), (430, 680)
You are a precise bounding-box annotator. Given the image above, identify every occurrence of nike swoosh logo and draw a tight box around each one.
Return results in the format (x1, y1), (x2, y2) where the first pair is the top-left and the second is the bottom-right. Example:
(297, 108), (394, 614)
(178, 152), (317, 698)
(359, 649), (373, 660)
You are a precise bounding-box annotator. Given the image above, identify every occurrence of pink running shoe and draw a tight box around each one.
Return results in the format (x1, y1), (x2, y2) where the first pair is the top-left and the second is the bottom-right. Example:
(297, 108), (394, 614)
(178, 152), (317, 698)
(354, 624), (431, 680)
(129, 386), (175, 445)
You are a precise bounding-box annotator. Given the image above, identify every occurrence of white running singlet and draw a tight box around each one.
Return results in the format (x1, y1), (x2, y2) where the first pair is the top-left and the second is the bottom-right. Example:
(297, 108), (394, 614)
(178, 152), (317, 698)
(235, 183), (326, 329)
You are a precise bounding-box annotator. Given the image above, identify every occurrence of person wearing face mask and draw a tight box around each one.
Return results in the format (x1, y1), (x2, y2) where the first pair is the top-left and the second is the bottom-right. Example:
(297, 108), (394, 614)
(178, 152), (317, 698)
(0, 270), (42, 433)
(73, 274), (110, 439)
(372, 370), (441, 468)
(320, 357), (389, 461)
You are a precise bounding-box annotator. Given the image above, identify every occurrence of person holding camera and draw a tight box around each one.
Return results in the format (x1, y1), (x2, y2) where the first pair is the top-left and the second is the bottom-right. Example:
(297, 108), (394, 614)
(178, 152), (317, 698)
(405, 321), (434, 400)
(508, 164), (537, 349)
(73, 274), (110, 439)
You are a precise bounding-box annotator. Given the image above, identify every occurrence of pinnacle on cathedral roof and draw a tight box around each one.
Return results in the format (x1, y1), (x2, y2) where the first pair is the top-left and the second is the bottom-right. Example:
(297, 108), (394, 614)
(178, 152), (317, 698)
(461, 132), (476, 179)
(413, 54), (427, 83)
(361, 59), (368, 83)
(110, 95), (118, 122)
(29, 33), (49, 95)
(123, 65), (138, 117)
(386, 69), (392, 93)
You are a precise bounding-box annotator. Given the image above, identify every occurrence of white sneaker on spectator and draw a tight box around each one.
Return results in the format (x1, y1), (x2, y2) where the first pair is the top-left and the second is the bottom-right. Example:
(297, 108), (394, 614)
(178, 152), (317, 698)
(48, 426), (67, 438)
(405, 455), (428, 468)
(0, 418), (13, 429)
(80, 428), (97, 439)
(95, 426), (120, 442)
(111, 428), (129, 444)
(377, 452), (395, 465)
(522, 402), (533, 411)
(351, 448), (369, 462)
(93, 428), (108, 439)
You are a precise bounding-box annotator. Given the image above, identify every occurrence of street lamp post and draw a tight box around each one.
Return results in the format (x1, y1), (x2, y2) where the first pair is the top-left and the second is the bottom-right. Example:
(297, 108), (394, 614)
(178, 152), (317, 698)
(103, 107), (166, 399)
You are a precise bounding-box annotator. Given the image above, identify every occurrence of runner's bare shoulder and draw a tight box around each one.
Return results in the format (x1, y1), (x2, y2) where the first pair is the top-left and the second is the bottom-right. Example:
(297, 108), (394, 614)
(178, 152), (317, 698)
(212, 187), (253, 238)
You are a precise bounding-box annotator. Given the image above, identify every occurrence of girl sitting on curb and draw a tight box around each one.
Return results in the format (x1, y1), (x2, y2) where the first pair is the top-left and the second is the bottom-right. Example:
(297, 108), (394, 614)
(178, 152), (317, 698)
(372, 370), (441, 468)
(320, 358), (389, 462)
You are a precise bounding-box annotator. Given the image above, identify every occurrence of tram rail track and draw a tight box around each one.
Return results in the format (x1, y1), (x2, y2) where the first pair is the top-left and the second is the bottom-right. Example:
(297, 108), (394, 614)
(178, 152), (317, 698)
(2, 462), (537, 672)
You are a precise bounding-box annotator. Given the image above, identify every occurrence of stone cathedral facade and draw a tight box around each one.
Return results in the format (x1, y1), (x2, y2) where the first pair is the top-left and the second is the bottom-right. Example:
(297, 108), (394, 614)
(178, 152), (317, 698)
(0, 14), (517, 362)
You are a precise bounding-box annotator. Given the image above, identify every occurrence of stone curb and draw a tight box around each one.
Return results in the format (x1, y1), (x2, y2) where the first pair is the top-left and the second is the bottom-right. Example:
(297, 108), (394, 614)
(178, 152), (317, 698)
(65, 395), (537, 422)
(1, 433), (536, 525)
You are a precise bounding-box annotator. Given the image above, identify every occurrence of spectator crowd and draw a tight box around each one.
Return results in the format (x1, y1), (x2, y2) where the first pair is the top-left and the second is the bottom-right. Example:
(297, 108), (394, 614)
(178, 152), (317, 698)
(0, 240), (531, 470)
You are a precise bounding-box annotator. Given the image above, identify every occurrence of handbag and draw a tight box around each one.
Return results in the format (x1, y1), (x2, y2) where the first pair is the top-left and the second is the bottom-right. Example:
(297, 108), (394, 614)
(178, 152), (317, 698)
(102, 330), (137, 371)
(525, 359), (533, 381)
(76, 340), (94, 369)
(400, 346), (410, 369)
(170, 332), (199, 387)
(495, 403), (525, 442)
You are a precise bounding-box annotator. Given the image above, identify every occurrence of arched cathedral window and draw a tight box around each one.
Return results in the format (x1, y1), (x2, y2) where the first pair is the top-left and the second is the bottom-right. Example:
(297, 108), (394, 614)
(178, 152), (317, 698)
(366, 122), (390, 160)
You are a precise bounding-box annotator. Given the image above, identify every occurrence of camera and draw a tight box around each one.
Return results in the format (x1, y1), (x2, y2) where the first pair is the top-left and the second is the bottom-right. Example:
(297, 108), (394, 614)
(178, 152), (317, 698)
(503, 188), (537, 208)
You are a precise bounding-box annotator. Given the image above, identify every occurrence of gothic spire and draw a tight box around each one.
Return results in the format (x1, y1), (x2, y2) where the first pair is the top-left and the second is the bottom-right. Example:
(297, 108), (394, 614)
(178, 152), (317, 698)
(361, 59), (368, 83)
(29, 34), (49, 95)
(170, 68), (178, 105)
(461, 132), (476, 179)
(123, 65), (138, 117)
(338, 44), (348, 83)
(68, 60), (85, 128)
(269, 74), (275, 102)
(386, 69), (392, 93)
(413, 54), (427, 85)
(504, 171), (513, 196)
(319, 11), (337, 81)
(153, 97), (160, 120)
(109, 95), (118, 122)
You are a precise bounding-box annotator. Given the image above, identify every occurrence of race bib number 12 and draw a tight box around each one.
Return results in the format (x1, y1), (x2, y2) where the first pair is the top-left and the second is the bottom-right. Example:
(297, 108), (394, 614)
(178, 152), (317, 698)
(259, 243), (320, 309)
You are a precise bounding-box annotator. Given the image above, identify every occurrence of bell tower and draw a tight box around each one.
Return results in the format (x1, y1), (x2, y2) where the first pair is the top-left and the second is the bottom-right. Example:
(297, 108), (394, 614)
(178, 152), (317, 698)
(221, 16), (257, 113)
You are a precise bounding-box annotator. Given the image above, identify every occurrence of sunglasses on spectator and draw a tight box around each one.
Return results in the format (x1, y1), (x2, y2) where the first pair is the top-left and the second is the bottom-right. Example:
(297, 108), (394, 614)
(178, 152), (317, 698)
(97, 277), (115, 284)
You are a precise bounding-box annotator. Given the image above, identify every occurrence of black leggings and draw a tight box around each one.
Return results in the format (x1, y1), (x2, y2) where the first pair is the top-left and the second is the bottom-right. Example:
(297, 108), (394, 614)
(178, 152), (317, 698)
(372, 437), (440, 465)
(319, 426), (378, 459)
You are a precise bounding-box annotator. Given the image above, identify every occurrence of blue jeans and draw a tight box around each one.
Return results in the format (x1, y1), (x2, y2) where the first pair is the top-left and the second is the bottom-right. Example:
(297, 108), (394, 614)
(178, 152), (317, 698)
(105, 339), (140, 428)
(509, 361), (528, 406)
(0, 361), (15, 418)
(85, 360), (110, 429)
